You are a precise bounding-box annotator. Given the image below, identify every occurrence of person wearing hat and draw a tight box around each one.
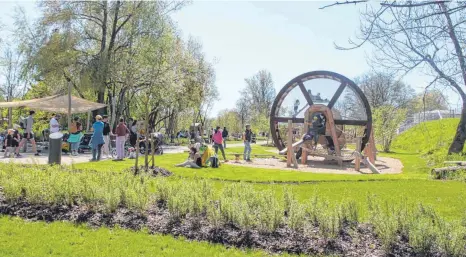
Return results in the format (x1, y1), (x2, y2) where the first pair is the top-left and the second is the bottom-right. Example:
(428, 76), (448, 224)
(90, 115), (105, 161)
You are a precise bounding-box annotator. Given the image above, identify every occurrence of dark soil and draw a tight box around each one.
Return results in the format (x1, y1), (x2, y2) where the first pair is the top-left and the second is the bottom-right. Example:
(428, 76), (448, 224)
(128, 166), (173, 177)
(0, 189), (415, 256)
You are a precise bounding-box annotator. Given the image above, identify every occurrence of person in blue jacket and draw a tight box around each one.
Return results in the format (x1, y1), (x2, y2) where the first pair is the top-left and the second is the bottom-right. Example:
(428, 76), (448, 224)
(90, 115), (105, 161)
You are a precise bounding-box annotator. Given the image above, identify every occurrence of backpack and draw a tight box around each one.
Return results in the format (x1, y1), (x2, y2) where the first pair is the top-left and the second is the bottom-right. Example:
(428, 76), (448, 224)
(19, 117), (27, 130)
(210, 156), (219, 168)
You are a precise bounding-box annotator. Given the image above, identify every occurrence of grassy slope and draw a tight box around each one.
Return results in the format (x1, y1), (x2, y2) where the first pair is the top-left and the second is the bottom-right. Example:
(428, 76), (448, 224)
(0, 217), (273, 257)
(392, 118), (464, 166)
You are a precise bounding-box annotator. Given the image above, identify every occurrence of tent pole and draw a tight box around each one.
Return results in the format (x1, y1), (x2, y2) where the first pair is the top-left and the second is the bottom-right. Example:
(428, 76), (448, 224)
(87, 111), (90, 132)
(67, 80), (72, 132)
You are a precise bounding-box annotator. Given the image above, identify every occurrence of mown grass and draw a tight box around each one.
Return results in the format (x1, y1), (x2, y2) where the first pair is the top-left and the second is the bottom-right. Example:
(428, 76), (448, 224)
(75, 145), (428, 182)
(0, 216), (271, 257)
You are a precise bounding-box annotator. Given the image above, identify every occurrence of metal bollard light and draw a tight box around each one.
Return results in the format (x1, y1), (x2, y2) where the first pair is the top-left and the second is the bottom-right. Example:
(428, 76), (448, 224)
(48, 132), (63, 165)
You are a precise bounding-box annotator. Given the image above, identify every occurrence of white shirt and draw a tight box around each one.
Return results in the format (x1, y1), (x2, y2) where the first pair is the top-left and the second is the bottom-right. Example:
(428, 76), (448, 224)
(50, 118), (59, 133)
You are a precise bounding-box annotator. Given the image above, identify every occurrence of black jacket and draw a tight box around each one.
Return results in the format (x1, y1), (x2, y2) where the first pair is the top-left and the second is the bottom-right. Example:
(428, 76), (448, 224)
(222, 129), (228, 138)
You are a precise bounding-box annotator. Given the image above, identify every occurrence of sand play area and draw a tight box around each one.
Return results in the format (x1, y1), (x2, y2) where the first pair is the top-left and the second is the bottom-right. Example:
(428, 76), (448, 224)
(226, 155), (403, 175)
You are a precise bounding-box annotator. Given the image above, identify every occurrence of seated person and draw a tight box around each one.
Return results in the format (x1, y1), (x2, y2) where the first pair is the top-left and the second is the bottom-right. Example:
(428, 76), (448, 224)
(175, 145), (202, 169)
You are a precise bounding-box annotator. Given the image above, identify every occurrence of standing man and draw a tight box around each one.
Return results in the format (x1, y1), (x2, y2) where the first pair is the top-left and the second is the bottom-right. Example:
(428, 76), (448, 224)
(17, 110), (39, 157)
(243, 124), (252, 162)
(222, 127), (228, 149)
(102, 115), (111, 159)
(50, 114), (61, 133)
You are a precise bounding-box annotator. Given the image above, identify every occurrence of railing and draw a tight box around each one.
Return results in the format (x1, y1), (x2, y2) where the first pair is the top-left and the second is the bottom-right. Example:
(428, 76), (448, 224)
(397, 109), (462, 134)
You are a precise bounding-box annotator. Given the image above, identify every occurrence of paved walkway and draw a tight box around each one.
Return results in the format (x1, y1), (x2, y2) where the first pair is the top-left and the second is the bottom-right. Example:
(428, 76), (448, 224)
(0, 153), (93, 165)
(0, 141), (269, 165)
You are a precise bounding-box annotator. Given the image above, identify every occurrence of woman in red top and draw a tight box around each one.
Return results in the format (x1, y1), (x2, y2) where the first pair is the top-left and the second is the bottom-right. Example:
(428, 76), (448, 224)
(115, 118), (130, 160)
(212, 126), (228, 162)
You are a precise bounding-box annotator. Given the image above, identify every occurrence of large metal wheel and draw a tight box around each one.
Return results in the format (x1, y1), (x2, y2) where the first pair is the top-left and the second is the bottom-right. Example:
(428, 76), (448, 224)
(270, 70), (372, 152)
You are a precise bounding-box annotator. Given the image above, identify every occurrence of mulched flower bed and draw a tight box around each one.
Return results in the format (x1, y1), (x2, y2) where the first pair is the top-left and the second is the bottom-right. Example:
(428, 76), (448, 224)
(0, 188), (415, 256)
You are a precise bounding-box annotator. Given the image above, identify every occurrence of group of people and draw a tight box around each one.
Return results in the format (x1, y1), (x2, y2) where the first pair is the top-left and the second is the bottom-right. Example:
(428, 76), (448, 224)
(1, 110), (41, 158)
(176, 124), (254, 168)
(0, 111), (137, 162)
(87, 115), (131, 162)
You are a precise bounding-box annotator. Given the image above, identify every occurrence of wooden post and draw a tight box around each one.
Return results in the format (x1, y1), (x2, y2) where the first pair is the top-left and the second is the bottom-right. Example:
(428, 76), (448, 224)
(287, 120), (292, 168)
(301, 147), (307, 164)
(67, 79), (72, 132)
(365, 131), (376, 164)
(151, 132), (155, 168)
(370, 128), (377, 161)
(86, 111), (91, 132)
(355, 137), (362, 171)
(325, 109), (342, 167)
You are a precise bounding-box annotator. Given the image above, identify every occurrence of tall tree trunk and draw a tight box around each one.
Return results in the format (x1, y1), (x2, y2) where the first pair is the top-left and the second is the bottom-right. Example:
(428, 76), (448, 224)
(8, 108), (12, 128)
(439, 2), (466, 154)
(448, 103), (466, 154)
(144, 108), (150, 170)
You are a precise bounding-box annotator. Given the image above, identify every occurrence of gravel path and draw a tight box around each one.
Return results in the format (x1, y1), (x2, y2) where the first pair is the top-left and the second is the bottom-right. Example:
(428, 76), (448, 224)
(226, 156), (403, 175)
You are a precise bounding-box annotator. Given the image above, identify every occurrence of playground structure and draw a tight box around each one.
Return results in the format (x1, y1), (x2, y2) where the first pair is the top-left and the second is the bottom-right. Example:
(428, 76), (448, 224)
(270, 70), (380, 173)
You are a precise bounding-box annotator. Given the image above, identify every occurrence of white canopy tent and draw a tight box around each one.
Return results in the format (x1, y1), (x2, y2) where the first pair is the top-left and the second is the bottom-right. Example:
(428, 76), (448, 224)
(0, 94), (107, 131)
(0, 94), (106, 114)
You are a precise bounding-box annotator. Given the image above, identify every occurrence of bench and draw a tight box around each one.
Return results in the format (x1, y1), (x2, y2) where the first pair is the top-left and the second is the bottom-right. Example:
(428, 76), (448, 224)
(444, 161), (466, 166)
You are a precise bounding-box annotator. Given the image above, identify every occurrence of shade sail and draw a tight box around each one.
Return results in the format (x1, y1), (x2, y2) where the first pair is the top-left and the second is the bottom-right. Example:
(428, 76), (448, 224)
(0, 94), (106, 114)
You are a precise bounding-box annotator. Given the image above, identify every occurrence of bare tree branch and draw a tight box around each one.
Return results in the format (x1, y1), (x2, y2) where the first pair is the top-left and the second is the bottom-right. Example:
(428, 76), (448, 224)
(380, 1), (451, 8)
(319, 0), (368, 10)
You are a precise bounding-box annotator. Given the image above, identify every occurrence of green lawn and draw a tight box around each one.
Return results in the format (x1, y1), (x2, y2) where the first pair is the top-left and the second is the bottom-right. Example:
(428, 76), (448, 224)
(0, 217), (272, 257)
(76, 145), (428, 182)
(71, 143), (466, 221)
(3, 120), (466, 256)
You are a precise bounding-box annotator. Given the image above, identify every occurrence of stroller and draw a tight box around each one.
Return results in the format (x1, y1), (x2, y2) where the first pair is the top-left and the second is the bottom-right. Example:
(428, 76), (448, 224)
(78, 133), (93, 153)
(62, 133), (70, 154)
(139, 132), (164, 155)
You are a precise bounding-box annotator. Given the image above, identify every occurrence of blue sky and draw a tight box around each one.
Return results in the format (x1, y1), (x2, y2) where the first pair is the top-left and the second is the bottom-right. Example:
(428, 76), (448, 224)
(171, 1), (461, 116)
(0, 1), (462, 117)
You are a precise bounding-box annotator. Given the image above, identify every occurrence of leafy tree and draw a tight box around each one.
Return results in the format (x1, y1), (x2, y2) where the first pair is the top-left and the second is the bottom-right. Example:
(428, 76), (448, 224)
(409, 89), (449, 114)
(354, 72), (415, 109)
(373, 105), (407, 152)
(235, 93), (250, 129)
(215, 109), (242, 135)
(243, 70), (276, 116)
